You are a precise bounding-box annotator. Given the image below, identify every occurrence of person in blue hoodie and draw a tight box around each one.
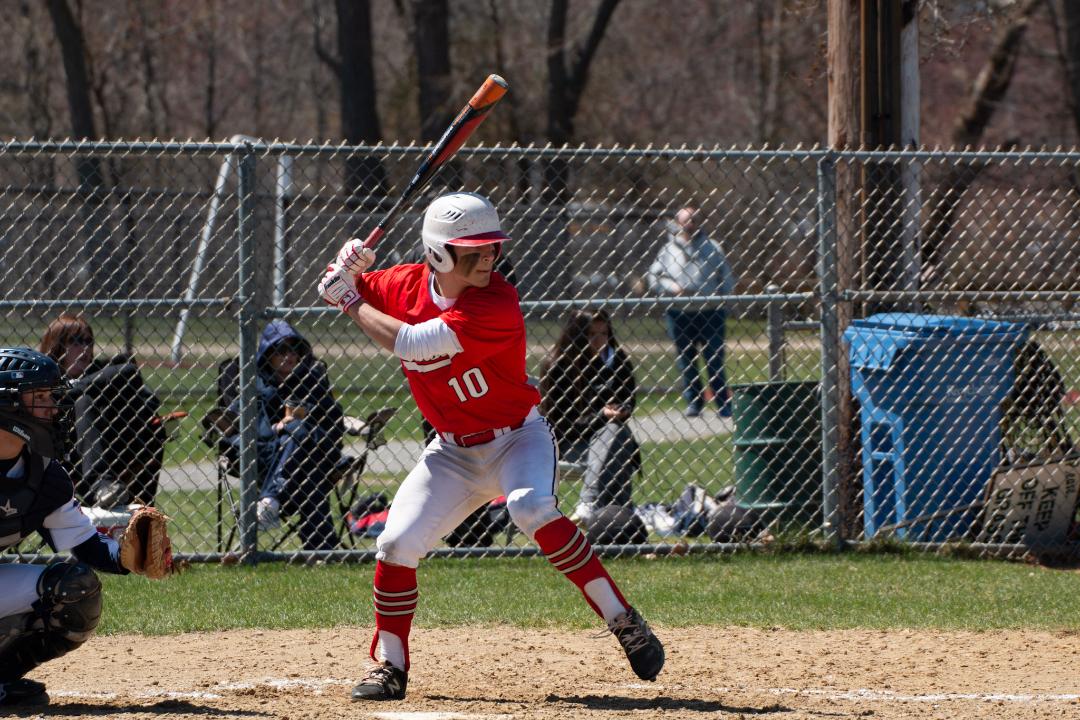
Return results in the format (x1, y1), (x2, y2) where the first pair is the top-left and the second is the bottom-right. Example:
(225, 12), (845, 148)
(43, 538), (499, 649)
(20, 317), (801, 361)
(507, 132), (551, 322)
(221, 320), (344, 551)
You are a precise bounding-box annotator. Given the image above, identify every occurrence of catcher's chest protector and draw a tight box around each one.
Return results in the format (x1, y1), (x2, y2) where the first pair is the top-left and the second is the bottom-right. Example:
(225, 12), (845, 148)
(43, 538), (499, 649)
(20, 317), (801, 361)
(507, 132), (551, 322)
(0, 454), (71, 549)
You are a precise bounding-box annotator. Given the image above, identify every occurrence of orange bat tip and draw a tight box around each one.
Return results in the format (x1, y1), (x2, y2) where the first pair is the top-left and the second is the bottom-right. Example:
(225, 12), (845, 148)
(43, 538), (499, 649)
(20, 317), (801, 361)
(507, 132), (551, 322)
(470, 74), (509, 109)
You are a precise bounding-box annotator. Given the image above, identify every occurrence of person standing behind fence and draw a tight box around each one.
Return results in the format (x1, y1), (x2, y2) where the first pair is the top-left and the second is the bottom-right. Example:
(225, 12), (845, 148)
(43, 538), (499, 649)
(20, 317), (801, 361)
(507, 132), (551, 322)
(539, 309), (640, 525)
(317, 191), (664, 702)
(647, 207), (737, 418)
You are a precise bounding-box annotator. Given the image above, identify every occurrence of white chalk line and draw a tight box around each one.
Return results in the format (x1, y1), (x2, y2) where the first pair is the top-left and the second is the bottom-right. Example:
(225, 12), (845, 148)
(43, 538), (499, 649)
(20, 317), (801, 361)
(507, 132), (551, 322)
(768, 687), (1080, 703)
(49, 677), (1080, 707)
(372, 714), (515, 720)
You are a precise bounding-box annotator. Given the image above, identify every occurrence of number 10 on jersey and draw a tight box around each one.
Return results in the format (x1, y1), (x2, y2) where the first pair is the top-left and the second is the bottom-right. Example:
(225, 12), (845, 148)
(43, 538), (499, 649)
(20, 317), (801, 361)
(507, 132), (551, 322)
(447, 367), (489, 402)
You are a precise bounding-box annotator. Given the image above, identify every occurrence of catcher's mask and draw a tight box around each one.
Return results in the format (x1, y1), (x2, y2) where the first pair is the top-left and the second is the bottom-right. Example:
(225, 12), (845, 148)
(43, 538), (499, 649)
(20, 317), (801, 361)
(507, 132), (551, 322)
(421, 192), (509, 273)
(0, 347), (73, 458)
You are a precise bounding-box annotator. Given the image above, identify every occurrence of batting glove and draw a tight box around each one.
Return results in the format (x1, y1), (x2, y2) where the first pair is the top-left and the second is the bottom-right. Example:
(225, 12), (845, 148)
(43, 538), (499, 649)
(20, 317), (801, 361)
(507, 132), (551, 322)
(336, 238), (376, 276)
(318, 263), (363, 313)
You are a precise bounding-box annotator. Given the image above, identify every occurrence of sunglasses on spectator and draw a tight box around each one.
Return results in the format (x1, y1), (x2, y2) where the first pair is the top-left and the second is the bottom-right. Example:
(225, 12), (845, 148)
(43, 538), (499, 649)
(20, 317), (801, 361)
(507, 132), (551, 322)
(66, 335), (94, 346)
(272, 342), (303, 356)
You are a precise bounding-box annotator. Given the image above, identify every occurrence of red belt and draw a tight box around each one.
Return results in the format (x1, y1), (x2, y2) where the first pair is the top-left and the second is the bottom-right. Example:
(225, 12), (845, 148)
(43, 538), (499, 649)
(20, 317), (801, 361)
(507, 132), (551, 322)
(441, 417), (527, 448)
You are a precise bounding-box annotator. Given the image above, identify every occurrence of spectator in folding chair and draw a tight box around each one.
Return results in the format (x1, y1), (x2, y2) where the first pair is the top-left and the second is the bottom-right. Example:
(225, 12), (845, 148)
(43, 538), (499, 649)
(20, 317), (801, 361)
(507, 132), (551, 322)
(218, 319), (345, 551)
(539, 309), (641, 526)
(40, 314), (172, 509)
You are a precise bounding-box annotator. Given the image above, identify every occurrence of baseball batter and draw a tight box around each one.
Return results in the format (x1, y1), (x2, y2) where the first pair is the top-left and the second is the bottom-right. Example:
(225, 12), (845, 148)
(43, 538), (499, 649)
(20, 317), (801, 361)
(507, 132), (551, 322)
(318, 192), (665, 701)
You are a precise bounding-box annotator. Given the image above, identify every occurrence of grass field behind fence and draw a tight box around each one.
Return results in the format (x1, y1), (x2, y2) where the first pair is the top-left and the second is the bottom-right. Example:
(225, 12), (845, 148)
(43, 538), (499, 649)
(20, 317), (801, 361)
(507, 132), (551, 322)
(97, 553), (1080, 635)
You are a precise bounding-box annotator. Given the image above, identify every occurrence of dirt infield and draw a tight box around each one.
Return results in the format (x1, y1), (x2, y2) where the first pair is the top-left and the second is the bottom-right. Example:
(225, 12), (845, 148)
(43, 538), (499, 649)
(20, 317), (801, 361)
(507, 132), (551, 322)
(20, 626), (1080, 719)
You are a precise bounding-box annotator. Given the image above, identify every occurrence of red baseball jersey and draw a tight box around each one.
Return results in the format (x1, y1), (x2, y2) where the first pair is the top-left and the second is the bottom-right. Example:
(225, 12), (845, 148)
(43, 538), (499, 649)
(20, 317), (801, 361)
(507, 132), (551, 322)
(359, 263), (541, 435)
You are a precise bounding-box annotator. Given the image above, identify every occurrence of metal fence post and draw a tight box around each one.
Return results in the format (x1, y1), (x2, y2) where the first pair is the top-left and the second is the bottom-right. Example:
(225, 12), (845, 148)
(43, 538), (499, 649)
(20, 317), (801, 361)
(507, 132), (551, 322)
(273, 155), (293, 307)
(766, 283), (784, 382)
(816, 154), (840, 545)
(236, 145), (260, 559)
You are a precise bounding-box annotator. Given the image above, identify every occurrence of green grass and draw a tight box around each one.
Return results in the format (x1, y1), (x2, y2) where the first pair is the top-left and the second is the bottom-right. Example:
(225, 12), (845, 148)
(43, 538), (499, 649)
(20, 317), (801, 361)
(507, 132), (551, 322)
(97, 553), (1080, 635)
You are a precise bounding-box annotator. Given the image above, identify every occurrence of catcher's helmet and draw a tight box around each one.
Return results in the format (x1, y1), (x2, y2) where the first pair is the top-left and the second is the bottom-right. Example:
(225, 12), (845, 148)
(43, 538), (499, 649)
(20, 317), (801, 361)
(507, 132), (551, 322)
(421, 192), (509, 272)
(0, 347), (73, 458)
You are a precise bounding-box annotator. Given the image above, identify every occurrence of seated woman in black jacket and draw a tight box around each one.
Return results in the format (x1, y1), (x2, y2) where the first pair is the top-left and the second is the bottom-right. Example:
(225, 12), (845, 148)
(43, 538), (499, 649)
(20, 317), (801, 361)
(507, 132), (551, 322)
(40, 314), (166, 508)
(539, 309), (641, 524)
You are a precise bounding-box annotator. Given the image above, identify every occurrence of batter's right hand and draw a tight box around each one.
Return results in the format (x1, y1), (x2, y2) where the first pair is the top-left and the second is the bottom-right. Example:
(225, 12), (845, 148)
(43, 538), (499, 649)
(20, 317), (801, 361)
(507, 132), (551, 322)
(337, 238), (376, 276)
(318, 263), (362, 313)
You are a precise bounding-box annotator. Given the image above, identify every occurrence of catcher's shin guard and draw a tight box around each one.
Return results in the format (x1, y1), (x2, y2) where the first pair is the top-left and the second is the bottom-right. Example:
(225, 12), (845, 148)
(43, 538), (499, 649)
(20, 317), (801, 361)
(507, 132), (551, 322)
(0, 562), (102, 680)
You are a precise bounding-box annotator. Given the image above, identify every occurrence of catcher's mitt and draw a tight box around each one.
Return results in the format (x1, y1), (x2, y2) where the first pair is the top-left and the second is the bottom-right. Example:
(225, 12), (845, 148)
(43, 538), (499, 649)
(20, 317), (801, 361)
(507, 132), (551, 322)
(119, 506), (174, 579)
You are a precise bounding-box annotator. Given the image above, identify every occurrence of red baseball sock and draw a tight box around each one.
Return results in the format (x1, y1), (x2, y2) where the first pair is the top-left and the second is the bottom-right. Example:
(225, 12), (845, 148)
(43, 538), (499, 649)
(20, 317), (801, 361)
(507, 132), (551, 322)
(534, 516), (628, 619)
(369, 560), (417, 671)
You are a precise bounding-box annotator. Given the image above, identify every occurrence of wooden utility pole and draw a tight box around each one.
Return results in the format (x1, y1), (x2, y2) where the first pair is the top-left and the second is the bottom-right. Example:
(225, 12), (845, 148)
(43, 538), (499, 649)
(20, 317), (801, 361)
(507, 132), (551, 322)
(826, 0), (859, 540)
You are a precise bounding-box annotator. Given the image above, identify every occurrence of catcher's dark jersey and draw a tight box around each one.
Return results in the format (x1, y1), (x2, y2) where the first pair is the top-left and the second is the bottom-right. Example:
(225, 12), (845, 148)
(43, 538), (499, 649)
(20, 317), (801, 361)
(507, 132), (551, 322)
(0, 449), (123, 572)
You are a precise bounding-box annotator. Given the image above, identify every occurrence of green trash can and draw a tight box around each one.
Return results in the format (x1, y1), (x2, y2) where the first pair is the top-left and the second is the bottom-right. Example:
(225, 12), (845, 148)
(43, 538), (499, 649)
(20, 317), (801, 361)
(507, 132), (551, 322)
(730, 381), (822, 527)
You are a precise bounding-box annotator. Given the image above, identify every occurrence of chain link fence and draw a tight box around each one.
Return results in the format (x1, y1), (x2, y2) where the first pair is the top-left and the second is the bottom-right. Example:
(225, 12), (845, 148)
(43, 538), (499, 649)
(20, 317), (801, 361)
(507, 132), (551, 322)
(1, 141), (1077, 563)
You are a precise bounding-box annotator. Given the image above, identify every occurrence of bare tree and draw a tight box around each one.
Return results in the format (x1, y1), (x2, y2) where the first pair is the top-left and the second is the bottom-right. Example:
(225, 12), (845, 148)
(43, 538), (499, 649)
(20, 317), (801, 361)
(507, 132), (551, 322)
(544, 0), (621, 202)
(46, 0), (111, 292)
(1053, 0), (1080, 141)
(317, 0), (387, 201)
(413, 0), (453, 141)
(922, 0), (1044, 280)
(46, 0), (99, 145)
(17, 2), (55, 141)
(131, 0), (170, 137)
(756, 0), (784, 145)
(411, 0), (460, 189)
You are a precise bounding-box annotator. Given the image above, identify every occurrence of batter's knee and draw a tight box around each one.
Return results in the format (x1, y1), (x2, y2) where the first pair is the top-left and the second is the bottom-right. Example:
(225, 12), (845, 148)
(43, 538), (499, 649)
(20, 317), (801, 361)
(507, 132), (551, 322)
(505, 488), (560, 539)
(374, 532), (425, 569)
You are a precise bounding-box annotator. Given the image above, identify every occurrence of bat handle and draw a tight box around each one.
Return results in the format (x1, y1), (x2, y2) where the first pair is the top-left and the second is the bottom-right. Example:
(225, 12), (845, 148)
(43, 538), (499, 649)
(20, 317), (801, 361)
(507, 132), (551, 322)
(362, 226), (385, 250)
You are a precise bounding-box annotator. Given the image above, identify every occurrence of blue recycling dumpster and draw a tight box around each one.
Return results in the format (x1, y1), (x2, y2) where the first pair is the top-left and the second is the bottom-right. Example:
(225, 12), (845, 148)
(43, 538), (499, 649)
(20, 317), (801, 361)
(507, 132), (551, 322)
(843, 313), (1027, 541)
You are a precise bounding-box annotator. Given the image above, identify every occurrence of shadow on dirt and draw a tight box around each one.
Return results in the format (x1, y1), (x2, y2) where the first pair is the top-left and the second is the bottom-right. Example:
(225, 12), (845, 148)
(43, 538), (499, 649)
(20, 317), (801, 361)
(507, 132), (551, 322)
(425, 692), (791, 715)
(550, 694), (791, 714)
(10, 699), (269, 717)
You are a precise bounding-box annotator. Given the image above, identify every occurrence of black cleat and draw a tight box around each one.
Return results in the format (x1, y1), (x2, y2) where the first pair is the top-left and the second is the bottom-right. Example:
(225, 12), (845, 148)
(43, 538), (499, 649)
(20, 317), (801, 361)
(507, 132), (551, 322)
(608, 608), (665, 681)
(351, 661), (407, 701)
(0, 679), (49, 707)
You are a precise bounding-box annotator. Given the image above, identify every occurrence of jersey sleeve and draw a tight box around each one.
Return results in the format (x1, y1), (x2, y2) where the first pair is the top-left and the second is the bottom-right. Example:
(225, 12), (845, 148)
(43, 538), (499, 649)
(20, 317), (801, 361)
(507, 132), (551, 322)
(439, 282), (522, 360)
(357, 267), (394, 314)
(358, 265), (423, 318)
(41, 497), (98, 552)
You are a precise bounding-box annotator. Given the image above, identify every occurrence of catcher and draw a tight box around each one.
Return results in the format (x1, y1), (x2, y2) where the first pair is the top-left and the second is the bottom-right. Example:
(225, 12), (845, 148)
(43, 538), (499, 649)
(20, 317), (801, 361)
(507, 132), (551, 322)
(0, 348), (173, 708)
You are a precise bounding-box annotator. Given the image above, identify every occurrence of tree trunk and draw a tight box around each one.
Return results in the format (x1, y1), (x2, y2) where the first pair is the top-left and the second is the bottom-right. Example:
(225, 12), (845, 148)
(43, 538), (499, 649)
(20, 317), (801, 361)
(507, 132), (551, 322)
(414, 0), (452, 142)
(1057, 0), (1080, 310)
(487, 0), (531, 202)
(922, 0), (1043, 279)
(46, 0), (101, 192)
(412, 0), (455, 187)
(543, 0), (621, 203)
(335, 0), (387, 203)
(1064, 0), (1080, 133)
(46, 0), (108, 293)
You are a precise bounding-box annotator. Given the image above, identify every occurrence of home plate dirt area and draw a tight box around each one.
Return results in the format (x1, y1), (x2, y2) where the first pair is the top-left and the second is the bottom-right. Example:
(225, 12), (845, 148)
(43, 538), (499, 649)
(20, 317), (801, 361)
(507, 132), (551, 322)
(20, 626), (1080, 719)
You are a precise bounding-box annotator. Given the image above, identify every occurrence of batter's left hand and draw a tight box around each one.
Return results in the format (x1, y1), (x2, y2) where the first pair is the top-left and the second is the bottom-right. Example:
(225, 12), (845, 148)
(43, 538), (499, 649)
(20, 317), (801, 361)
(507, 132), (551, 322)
(318, 263), (362, 312)
(337, 238), (376, 276)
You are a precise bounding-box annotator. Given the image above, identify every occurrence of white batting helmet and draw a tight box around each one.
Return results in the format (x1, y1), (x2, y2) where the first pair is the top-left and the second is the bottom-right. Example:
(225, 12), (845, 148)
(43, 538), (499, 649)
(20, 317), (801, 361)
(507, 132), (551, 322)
(421, 192), (509, 272)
